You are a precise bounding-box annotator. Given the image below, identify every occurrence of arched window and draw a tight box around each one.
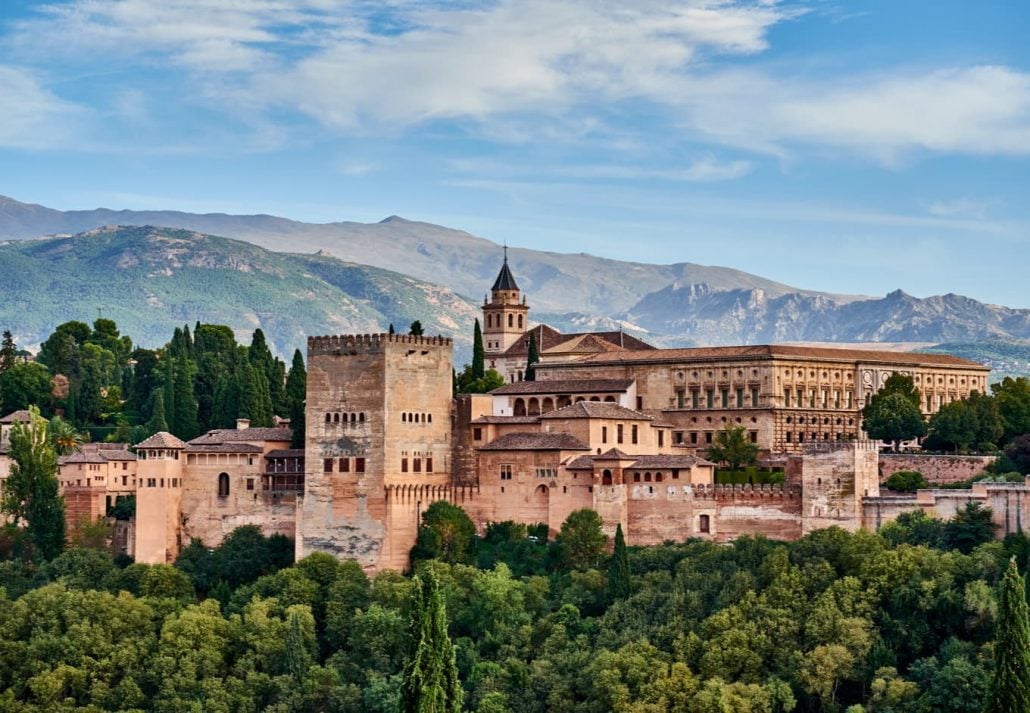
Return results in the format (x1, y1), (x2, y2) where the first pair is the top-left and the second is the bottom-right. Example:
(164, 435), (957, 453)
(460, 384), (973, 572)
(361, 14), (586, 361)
(350, 412), (357, 423)
(325, 413), (331, 423)
(514, 398), (527, 417)
(359, 412), (365, 423)
(218, 472), (230, 498)
(655, 473), (663, 482)
(402, 413), (407, 422)
(602, 469), (613, 486)
(518, 315), (523, 328)
(508, 314), (513, 328)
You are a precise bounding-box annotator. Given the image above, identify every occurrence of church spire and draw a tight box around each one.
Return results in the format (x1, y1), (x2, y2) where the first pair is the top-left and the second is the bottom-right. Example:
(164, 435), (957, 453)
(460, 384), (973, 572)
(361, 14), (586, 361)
(491, 245), (519, 292)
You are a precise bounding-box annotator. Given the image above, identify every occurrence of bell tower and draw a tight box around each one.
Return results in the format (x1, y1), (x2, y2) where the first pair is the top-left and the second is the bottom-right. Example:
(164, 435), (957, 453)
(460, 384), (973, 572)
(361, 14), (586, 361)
(482, 247), (529, 355)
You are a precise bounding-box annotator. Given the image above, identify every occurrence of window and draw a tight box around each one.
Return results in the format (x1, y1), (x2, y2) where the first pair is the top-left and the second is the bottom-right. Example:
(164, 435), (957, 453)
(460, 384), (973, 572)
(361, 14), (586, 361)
(218, 472), (230, 498)
(473, 427), (482, 440)
(617, 424), (624, 444)
(784, 389), (791, 407)
(425, 458), (432, 473)
(705, 432), (713, 444)
(750, 431), (758, 444)
(246, 478), (254, 491)
(323, 458), (333, 473)
(631, 424), (638, 444)
(508, 314), (513, 328)
(736, 388), (744, 407)
(355, 458), (365, 473)
(147, 478), (156, 488)
(706, 389), (714, 408)
(751, 388), (760, 407)
(339, 457), (350, 472)
(721, 388), (730, 407)
(690, 432), (698, 444)
(676, 389), (685, 408)
(636, 396), (643, 410)
(674, 431), (684, 444)
(500, 464), (513, 480)
(401, 458), (408, 473)
(602, 426), (608, 443)
(786, 432), (793, 443)
(699, 514), (710, 533)
(414, 458), (422, 473)
(658, 430), (664, 447)
(691, 390), (699, 409)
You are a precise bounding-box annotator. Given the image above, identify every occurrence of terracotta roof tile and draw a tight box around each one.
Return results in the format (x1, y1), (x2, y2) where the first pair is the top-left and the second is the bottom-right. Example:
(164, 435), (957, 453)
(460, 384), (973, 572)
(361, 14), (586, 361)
(470, 415), (541, 424)
(188, 427), (293, 445)
(595, 448), (633, 459)
(491, 378), (633, 395)
(565, 455), (595, 470)
(184, 443), (264, 454)
(266, 449), (306, 458)
(0, 410), (31, 424)
(628, 454), (715, 469)
(479, 432), (590, 451)
(135, 432), (187, 449)
(539, 401), (653, 421)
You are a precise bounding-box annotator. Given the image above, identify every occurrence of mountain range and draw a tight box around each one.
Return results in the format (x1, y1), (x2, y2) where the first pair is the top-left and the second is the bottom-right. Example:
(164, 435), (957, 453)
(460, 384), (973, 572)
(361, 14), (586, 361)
(1, 195), (1028, 376)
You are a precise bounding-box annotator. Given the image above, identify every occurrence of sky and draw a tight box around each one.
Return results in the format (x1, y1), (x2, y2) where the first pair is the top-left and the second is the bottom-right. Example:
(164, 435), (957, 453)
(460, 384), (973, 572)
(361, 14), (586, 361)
(0, 0), (1028, 307)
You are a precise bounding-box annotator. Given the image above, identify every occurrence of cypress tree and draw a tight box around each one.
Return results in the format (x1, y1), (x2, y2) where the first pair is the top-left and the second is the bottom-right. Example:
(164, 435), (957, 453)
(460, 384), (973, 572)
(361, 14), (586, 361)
(285, 350), (306, 448)
(283, 610), (313, 679)
(525, 332), (539, 381)
(161, 353), (176, 430)
(607, 523), (631, 602)
(401, 568), (463, 713)
(172, 356), (199, 440)
(409, 321), (424, 337)
(147, 387), (169, 434)
(472, 319), (485, 380)
(389, 323), (396, 335)
(0, 330), (17, 372)
(985, 557), (1030, 713)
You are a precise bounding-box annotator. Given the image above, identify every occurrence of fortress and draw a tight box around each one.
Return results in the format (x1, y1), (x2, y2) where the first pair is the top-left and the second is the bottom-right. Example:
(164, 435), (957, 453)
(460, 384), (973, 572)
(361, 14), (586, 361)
(16, 254), (1025, 571)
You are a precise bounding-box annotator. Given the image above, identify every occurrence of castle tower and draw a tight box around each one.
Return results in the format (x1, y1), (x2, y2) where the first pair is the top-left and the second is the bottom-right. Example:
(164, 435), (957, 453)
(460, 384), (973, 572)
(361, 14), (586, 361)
(299, 333), (455, 572)
(482, 247), (529, 356)
(133, 432), (186, 563)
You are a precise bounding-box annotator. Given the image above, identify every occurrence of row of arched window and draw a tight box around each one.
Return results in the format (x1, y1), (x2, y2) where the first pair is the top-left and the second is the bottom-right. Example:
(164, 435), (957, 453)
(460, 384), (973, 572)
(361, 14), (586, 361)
(401, 412), (432, 424)
(485, 313), (523, 329)
(325, 412), (366, 425)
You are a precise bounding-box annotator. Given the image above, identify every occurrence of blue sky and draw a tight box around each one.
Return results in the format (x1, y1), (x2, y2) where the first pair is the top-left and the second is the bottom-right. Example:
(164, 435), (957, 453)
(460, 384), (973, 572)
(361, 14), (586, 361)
(1, 1), (1028, 307)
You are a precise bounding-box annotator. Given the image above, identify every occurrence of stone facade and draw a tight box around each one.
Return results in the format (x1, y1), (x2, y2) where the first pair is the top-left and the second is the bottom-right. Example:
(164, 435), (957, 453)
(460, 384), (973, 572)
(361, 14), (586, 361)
(879, 453), (997, 484)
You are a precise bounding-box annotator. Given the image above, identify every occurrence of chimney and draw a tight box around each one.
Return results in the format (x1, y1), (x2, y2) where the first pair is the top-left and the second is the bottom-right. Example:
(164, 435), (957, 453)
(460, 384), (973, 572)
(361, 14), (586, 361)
(236, 418), (250, 430)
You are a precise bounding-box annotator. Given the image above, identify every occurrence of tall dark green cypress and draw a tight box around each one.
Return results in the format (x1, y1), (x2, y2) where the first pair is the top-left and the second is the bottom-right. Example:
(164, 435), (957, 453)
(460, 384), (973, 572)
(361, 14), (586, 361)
(985, 557), (1030, 713)
(401, 568), (463, 713)
(147, 387), (168, 434)
(472, 319), (485, 380)
(525, 332), (539, 382)
(285, 350), (306, 448)
(283, 611), (313, 679)
(172, 356), (199, 440)
(607, 523), (631, 602)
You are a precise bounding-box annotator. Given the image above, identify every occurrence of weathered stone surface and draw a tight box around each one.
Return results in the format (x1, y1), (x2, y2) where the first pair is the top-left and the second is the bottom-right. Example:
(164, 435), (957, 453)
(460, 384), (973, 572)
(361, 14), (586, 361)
(879, 453), (997, 484)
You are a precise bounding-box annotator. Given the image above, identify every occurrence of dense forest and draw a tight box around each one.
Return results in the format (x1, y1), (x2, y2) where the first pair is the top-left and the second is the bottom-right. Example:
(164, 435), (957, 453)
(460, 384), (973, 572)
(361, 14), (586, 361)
(0, 320), (307, 448)
(0, 500), (1028, 712)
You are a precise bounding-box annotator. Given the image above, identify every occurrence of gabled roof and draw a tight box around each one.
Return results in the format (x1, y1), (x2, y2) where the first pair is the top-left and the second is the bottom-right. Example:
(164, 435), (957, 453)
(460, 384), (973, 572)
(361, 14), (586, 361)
(59, 451), (109, 465)
(469, 415), (541, 425)
(502, 326), (653, 358)
(539, 401), (653, 421)
(595, 448), (633, 460)
(188, 427), (293, 445)
(491, 256), (520, 291)
(565, 455), (595, 470)
(628, 454), (715, 469)
(184, 443), (263, 454)
(479, 432), (590, 451)
(491, 378), (633, 395)
(135, 432), (187, 449)
(0, 410), (31, 424)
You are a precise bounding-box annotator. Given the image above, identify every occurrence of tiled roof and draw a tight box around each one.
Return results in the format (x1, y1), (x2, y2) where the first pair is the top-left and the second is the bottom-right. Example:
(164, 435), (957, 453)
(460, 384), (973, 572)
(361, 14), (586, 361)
(551, 344), (986, 368)
(502, 326), (653, 358)
(595, 448), (633, 460)
(491, 378), (634, 395)
(565, 455), (595, 470)
(0, 409), (31, 424)
(135, 432), (187, 449)
(184, 443), (263, 454)
(469, 415), (541, 424)
(59, 451), (109, 465)
(479, 432), (590, 451)
(266, 449), (306, 458)
(491, 257), (520, 291)
(539, 401), (653, 421)
(628, 454), (715, 469)
(188, 427), (293, 445)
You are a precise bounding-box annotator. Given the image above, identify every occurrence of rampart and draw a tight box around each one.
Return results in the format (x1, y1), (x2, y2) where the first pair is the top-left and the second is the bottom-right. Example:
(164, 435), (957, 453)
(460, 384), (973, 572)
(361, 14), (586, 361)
(308, 333), (453, 356)
(879, 453), (997, 484)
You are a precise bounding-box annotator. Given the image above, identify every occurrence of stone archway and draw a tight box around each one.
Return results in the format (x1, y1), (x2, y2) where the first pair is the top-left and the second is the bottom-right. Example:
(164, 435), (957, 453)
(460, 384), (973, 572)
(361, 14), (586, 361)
(528, 484), (549, 525)
(514, 398), (527, 417)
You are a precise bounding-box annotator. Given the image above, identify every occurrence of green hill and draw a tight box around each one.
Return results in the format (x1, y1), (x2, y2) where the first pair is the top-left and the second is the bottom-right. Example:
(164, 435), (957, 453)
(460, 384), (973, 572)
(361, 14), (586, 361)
(0, 226), (479, 358)
(918, 340), (1030, 383)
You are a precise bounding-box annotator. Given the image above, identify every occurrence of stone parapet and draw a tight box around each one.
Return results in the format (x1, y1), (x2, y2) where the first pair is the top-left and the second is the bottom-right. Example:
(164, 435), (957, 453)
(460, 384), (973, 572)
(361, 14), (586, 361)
(692, 483), (801, 501)
(308, 333), (453, 356)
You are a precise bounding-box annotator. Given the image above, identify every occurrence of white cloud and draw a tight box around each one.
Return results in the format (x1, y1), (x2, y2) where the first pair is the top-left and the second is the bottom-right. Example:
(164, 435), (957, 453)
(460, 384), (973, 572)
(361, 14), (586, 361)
(0, 65), (88, 149)
(926, 197), (993, 220)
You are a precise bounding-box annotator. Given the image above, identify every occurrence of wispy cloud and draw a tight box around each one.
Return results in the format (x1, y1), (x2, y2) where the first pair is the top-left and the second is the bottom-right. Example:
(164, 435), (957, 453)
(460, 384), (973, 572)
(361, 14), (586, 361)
(0, 65), (88, 149)
(926, 197), (994, 220)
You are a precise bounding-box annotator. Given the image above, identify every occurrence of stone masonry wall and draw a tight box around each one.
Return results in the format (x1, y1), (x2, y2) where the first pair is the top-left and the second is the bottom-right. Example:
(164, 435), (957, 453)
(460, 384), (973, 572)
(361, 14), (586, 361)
(879, 454), (997, 484)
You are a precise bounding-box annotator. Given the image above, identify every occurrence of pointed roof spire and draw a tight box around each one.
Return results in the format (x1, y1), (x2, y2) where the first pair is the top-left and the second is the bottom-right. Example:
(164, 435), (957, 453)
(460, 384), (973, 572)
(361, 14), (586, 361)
(491, 245), (519, 291)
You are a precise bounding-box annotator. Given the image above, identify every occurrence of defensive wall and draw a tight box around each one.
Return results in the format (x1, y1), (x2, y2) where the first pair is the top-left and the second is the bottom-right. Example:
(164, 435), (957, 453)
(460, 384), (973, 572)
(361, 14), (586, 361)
(878, 453), (997, 484)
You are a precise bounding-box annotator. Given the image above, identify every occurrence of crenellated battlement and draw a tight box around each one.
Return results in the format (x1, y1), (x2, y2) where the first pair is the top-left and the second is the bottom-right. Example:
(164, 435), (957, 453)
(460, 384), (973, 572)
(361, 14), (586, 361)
(693, 483), (802, 501)
(802, 440), (879, 454)
(308, 333), (453, 356)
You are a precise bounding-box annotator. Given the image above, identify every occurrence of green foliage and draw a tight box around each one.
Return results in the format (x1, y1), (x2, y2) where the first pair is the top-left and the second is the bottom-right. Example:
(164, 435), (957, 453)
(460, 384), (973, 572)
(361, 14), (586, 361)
(884, 470), (929, 492)
(410, 320), (425, 336)
(411, 501), (478, 567)
(607, 523), (631, 602)
(992, 376), (1030, 445)
(525, 332), (539, 381)
(285, 349), (306, 448)
(862, 375), (928, 451)
(557, 509), (607, 571)
(0, 360), (52, 414)
(1, 406), (65, 561)
(1006, 434), (1030, 475)
(455, 366), (505, 394)
(472, 319), (485, 381)
(985, 558), (1030, 713)
(401, 567), (463, 713)
(707, 425), (759, 471)
(944, 501), (997, 554)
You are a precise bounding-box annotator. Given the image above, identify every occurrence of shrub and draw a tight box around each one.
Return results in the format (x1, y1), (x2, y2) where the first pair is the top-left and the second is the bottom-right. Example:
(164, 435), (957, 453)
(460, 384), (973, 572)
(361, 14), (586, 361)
(884, 470), (929, 492)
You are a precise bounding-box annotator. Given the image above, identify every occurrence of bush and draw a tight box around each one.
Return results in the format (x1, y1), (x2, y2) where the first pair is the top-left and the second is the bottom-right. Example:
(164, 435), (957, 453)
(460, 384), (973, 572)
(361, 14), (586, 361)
(884, 470), (929, 492)
(715, 467), (785, 485)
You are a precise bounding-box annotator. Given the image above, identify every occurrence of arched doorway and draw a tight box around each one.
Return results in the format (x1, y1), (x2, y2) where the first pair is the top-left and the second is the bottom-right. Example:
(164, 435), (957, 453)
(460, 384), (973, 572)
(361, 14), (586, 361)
(602, 469), (613, 486)
(513, 398), (527, 416)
